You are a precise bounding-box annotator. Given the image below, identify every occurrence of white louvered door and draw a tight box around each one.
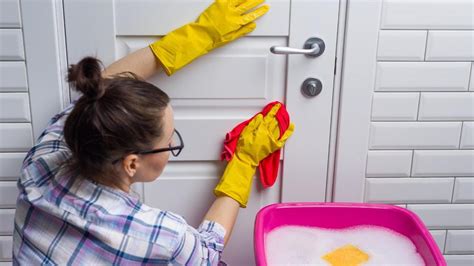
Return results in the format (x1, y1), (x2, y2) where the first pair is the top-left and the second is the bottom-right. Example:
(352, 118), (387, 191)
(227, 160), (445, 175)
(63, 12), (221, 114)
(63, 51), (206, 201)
(0, 0), (68, 264)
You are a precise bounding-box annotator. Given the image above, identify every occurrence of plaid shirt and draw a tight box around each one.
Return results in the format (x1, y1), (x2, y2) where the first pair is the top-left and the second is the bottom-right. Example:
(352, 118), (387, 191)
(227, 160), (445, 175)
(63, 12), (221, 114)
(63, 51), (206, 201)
(13, 102), (226, 265)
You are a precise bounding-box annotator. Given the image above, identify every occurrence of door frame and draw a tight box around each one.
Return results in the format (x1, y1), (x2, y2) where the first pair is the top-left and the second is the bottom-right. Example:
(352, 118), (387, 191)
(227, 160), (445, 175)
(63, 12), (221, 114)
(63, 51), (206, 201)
(325, 0), (347, 202)
(332, 0), (383, 202)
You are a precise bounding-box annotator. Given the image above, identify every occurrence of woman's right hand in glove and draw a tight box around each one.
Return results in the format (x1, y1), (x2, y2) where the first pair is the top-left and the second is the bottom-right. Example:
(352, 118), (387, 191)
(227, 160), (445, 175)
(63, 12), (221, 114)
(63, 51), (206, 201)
(214, 104), (295, 207)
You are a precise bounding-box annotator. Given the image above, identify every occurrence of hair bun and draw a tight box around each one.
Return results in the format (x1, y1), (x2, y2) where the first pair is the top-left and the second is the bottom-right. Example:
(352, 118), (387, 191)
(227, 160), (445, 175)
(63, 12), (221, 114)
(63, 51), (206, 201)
(67, 56), (105, 100)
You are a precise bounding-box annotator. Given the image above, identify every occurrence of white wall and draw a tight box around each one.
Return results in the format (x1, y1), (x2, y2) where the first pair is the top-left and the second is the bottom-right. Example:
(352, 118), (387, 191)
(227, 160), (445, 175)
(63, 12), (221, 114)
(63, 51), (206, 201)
(335, 0), (473, 264)
(370, 1), (474, 263)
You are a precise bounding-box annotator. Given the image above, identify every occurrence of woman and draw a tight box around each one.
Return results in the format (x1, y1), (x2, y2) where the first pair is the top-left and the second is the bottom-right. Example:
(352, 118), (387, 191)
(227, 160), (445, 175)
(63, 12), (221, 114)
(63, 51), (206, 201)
(13, 0), (293, 264)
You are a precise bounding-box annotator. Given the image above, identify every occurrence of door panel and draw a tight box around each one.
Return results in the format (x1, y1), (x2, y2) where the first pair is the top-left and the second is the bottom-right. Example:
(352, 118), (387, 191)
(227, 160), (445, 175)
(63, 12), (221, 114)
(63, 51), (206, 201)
(114, 0), (290, 36)
(64, 0), (340, 264)
(116, 37), (287, 162)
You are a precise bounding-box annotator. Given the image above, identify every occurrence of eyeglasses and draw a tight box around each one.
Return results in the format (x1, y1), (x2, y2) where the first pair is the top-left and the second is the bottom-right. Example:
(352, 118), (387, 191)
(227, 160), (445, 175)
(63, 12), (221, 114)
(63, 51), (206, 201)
(138, 129), (184, 157)
(112, 129), (184, 164)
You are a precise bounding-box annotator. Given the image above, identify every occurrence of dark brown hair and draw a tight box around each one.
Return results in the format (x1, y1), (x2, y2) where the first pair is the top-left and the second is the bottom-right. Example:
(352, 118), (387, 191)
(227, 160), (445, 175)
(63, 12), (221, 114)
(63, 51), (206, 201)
(64, 56), (170, 186)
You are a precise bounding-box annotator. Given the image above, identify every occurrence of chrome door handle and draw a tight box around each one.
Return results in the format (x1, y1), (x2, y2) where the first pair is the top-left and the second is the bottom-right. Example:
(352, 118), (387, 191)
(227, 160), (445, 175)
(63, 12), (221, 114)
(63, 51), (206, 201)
(270, 37), (325, 57)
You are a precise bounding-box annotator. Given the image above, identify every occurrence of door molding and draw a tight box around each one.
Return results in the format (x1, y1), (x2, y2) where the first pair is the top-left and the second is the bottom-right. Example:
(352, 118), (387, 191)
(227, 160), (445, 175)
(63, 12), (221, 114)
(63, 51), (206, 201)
(326, 0), (347, 202)
(333, 0), (383, 202)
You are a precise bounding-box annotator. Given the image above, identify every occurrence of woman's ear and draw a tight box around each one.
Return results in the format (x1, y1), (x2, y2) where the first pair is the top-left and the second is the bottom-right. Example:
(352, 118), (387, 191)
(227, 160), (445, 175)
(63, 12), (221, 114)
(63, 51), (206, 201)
(122, 154), (140, 177)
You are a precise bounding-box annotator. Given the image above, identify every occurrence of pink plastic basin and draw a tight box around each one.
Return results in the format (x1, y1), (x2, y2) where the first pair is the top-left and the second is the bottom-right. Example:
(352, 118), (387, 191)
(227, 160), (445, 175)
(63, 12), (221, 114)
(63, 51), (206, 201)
(254, 202), (446, 266)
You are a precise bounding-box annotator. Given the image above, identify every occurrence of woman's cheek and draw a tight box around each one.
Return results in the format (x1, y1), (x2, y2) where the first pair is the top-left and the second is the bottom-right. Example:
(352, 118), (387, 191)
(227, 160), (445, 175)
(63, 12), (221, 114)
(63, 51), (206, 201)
(155, 152), (170, 177)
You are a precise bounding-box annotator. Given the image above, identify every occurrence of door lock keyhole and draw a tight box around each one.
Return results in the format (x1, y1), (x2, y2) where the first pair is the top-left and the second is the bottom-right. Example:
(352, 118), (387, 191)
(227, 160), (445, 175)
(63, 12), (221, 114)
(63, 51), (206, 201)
(301, 78), (322, 98)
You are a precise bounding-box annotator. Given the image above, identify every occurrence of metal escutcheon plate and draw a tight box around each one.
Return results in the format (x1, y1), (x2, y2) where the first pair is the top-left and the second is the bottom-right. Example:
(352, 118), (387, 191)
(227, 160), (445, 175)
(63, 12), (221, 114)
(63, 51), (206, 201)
(301, 78), (323, 98)
(304, 37), (325, 57)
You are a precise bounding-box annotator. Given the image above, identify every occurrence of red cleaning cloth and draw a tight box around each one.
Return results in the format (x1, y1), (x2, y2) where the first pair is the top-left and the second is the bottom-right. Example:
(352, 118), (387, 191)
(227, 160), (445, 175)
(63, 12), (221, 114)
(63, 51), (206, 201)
(220, 101), (290, 188)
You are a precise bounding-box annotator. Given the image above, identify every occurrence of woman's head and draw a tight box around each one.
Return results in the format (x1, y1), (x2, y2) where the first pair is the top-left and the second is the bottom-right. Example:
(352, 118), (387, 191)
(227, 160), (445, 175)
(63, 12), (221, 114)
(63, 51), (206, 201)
(64, 56), (176, 191)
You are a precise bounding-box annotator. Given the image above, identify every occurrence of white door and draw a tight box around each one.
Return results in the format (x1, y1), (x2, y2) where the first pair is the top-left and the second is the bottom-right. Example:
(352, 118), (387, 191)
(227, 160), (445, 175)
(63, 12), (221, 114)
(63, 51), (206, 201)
(64, 0), (340, 264)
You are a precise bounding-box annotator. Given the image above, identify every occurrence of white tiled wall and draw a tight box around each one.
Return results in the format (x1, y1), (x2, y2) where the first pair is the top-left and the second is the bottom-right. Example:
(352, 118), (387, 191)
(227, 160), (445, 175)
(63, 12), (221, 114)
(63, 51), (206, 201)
(366, 0), (474, 263)
(0, 0), (27, 263)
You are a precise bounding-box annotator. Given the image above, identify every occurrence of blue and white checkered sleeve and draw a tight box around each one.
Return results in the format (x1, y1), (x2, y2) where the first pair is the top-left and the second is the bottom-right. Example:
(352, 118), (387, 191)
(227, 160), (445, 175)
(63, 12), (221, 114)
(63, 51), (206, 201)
(171, 220), (226, 265)
(36, 101), (77, 143)
(23, 100), (77, 166)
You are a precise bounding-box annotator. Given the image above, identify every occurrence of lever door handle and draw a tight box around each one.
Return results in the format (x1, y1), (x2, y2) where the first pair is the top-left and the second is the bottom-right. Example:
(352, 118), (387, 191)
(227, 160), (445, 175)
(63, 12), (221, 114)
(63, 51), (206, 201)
(270, 37), (325, 57)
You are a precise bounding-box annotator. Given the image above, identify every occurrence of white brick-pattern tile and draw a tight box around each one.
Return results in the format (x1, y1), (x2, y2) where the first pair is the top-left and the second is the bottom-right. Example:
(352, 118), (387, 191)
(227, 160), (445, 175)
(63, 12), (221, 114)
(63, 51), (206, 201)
(426, 31), (474, 61)
(0, 29), (24, 61)
(430, 230), (447, 252)
(0, 62), (28, 92)
(412, 150), (474, 177)
(0, 182), (18, 208)
(0, 153), (24, 181)
(366, 150), (412, 177)
(0, 124), (33, 152)
(375, 0), (474, 258)
(444, 255), (474, 266)
(369, 122), (461, 150)
(365, 178), (454, 203)
(418, 93), (474, 121)
(377, 30), (427, 61)
(445, 230), (474, 255)
(381, 0), (474, 30)
(371, 93), (419, 121)
(407, 204), (474, 229)
(0, 93), (31, 122)
(375, 62), (471, 92)
(460, 122), (474, 149)
(453, 178), (474, 204)
(0, 209), (14, 235)
(0, 236), (12, 260)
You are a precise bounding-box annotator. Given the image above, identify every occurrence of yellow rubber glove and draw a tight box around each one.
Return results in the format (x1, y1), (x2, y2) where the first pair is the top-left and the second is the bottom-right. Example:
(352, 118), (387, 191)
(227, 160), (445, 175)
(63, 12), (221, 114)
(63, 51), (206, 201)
(214, 104), (295, 207)
(149, 0), (269, 76)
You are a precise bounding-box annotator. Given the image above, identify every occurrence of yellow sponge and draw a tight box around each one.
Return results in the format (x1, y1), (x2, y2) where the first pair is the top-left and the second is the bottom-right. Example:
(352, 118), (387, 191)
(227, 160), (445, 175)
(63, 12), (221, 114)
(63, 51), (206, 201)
(322, 244), (370, 266)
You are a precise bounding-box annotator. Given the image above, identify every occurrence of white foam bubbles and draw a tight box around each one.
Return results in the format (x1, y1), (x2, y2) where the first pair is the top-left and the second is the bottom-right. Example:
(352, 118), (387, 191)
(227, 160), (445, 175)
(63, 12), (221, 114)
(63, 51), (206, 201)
(265, 225), (425, 266)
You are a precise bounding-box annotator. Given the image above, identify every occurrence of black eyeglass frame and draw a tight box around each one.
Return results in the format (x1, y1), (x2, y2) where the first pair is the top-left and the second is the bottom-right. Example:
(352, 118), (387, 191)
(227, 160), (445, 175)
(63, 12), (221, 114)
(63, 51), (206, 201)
(112, 129), (184, 164)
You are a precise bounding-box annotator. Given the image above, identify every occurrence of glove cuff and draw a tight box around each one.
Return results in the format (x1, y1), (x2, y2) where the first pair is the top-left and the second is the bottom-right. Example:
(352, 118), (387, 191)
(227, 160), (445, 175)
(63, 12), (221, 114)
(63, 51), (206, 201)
(149, 41), (174, 76)
(214, 156), (256, 208)
(149, 23), (214, 76)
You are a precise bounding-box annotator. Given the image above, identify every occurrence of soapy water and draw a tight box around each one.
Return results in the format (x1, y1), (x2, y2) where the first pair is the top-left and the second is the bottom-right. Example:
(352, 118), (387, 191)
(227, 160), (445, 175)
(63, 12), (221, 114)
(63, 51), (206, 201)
(265, 225), (425, 266)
